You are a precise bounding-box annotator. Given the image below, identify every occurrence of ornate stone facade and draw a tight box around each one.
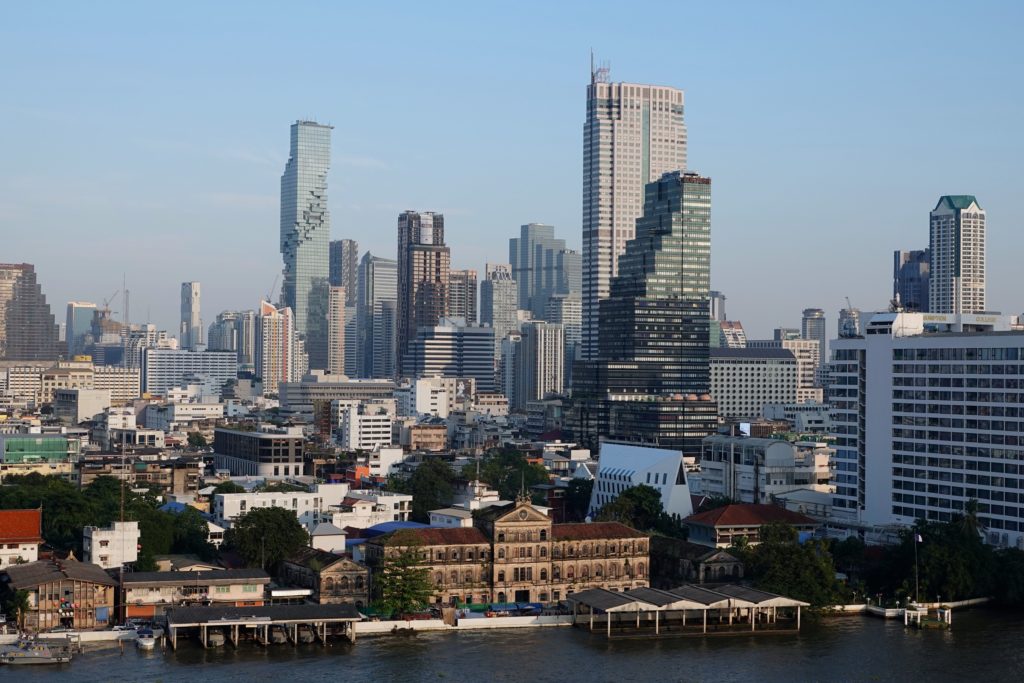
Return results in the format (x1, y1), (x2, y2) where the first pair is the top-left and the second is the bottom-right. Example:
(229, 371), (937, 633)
(280, 547), (370, 607)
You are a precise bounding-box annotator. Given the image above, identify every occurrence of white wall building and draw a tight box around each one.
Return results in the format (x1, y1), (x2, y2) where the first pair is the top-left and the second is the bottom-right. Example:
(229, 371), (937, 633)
(336, 403), (394, 451)
(212, 483), (350, 529)
(83, 521), (140, 570)
(696, 434), (833, 504)
(141, 348), (237, 398)
(180, 281), (203, 351)
(763, 402), (833, 433)
(929, 195), (986, 315)
(709, 348), (798, 419)
(325, 490), (412, 529)
(587, 443), (694, 519)
(748, 338), (822, 402)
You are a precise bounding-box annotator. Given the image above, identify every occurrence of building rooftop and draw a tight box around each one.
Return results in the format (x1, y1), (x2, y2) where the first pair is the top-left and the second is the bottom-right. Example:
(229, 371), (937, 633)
(122, 568), (270, 586)
(934, 195), (980, 211)
(0, 508), (43, 544)
(684, 504), (817, 528)
(710, 348), (796, 361)
(376, 527), (489, 546)
(3, 559), (116, 589)
(551, 522), (646, 541)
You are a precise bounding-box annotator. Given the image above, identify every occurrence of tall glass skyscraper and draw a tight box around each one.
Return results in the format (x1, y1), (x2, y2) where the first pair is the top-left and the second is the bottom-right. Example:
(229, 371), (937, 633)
(280, 120), (332, 368)
(0, 263), (61, 361)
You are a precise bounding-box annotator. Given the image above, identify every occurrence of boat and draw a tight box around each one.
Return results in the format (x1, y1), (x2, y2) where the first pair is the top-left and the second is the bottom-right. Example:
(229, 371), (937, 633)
(136, 627), (157, 650)
(0, 638), (73, 665)
(268, 625), (288, 645)
(206, 629), (225, 647)
(296, 624), (315, 644)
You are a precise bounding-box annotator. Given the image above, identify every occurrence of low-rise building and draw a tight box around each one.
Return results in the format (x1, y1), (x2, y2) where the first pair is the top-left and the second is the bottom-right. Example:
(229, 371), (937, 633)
(684, 504), (819, 548)
(53, 388), (111, 425)
(212, 483), (350, 529)
(83, 521), (140, 570)
(121, 569), (270, 619)
(336, 403), (394, 451)
(401, 421), (448, 452)
(0, 508), (43, 569)
(326, 490), (412, 530)
(762, 402), (832, 433)
(0, 434), (80, 483)
(0, 559), (116, 631)
(696, 435), (833, 504)
(78, 453), (203, 495)
(212, 424), (305, 478)
(279, 547), (369, 607)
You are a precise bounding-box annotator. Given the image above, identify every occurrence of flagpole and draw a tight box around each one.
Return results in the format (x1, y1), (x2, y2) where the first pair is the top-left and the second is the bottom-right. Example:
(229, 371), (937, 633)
(913, 532), (920, 604)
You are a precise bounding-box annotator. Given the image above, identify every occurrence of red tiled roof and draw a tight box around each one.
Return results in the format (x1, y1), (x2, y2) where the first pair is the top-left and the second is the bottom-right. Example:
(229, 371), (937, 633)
(552, 522), (647, 541)
(379, 527), (489, 547)
(0, 509), (43, 544)
(684, 504), (817, 528)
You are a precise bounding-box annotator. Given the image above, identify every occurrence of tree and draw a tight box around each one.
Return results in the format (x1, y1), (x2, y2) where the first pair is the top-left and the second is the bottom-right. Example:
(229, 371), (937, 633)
(211, 480), (246, 495)
(397, 458), (456, 523)
(565, 479), (593, 522)
(463, 449), (549, 502)
(2, 590), (31, 630)
(226, 507), (309, 570)
(737, 522), (842, 607)
(187, 432), (208, 448)
(594, 485), (687, 538)
(373, 533), (435, 617)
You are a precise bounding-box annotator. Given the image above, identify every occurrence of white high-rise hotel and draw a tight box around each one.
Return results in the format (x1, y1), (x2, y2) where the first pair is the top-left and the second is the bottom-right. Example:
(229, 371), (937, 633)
(929, 195), (986, 315)
(581, 65), (687, 359)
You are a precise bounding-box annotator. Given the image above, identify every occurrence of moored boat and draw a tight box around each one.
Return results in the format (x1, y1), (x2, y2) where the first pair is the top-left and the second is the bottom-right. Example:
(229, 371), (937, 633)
(0, 638), (73, 665)
(136, 627), (157, 650)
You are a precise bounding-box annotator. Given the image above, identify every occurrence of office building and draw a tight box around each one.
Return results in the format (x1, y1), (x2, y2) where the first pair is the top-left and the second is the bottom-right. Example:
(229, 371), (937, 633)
(709, 348), (798, 420)
(894, 249), (930, 312)
(512, 321), (564, 410)
(141, 348), (237, 398)
(278, 372), (396, 419)
(572, 172), (716, 456)
(748, 338), (821, 402)
(213, 424), (306, 478)
(480, 263), (518, 358)
(336, 403), (394, 452)
(698, 435), (833, 505)
(830, 311), (1024, 547)
(66, 302), (97, 357)
(929, 196), (986, 314)
(255, 301), (306, 395)
(545, 293), (581, 387)
(582, 67), (687, 359)
(587, 443), (695, 519)
(715, 321), (747, 349)
(448, 269), (478, 324)
(801, 308), (826, 374)
(179, 282), (202, 350)
(327, 286), (346, 376)
(397, 211), (450, 373)
(280, 120), (332, 367)
(206, 310), (256, 371)
(356, 253), (398, 379)
(0, 263), (61, 361)
(329, 239), (359, 306)
(401, 318), (495, 392)
(509, 223), (580, 318)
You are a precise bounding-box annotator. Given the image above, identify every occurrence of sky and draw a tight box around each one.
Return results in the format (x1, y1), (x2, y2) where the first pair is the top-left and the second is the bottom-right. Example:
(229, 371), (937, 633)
(2, 1), (1023, 340)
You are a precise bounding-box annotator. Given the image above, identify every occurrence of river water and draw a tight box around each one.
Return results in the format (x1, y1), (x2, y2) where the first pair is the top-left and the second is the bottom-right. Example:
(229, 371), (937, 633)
(11, 609), (1024, 682)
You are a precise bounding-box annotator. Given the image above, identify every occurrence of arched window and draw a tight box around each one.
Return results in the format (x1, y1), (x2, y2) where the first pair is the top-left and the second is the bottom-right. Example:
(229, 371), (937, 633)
(540, 569), (548, 581)
(498, 533), (505, 542)
(581, 566), (590, 579)
(539, 529), (547, 541)
(567, 566), (575, 579)
(465, 572), (473, 584)
(498, 592), (506, 603)
(339, 576), (350, 591)
(498, 571), (505, 582)
(595, 565), (603, 577)
(498, 548), (505, 559)
(636, 563), (646, 578)
(553, 566), (561, 579)
(553, 546), (561, 558)
(355, 576), (365, 589)
(540, 547), (547, 558)
(451, 571), (458, 583)
(324, 577), (335, 592)
(568, 545), (575, 557)
(435, 572), (443, 586)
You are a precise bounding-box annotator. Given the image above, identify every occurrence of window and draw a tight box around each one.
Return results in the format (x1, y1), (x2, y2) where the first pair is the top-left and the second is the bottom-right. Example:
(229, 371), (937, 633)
(539, 530), (547, 541)
(355, 576), (364, 589)
(498, 571), (505, 582)
(435, 572), (443, 586)
(498, 549), (505, 559)
(215, 586), (230, 594)
(540, 547), (547, 558)
(340, 576), (350, 591)
(242, 584), (258, 593)
(540, 569), (547, 581)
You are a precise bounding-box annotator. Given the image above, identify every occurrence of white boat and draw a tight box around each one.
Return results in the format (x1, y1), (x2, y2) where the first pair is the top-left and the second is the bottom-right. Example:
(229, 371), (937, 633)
(136, 628), (157, 651)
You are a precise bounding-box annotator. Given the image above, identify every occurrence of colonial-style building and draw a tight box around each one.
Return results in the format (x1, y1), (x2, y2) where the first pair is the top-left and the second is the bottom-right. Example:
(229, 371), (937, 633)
(280, 547), (370, 608)
(649, 537), (744, 586)
(684, 504), (819, 548)
(1, 559), (116, 631)
(366, 498), (649, 606)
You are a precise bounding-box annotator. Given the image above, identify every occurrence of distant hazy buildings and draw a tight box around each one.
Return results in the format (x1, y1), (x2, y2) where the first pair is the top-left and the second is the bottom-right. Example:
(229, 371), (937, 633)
(709, 291), (727, 322)
(141, 348), (237, 398)
(509, 223), (580, 319)
(179, 282), (202, 351)
(356, 253), (398, 379)
(480, 263), (518, 357)
(709, 348), (798, 420)
(207, 310), (257, 371)
(838, 307), (862, 338)
(397, 211), (450, 373)
(929, 195), (985, 314)
(401, 318), (495, 392)
(280, 120), (332, 368)
(545, 293), (581, 387)
(327, 286), (346, 376)
(893, 249), (930, 312)
(513, 321), (564, 410)
(66, 301), (97, 357)
(748, 337), (821, 403)
(329, 239), (359, 307)
(0, 263), (61, 361)
(801, 308), (826, 378)
(714, 321), (747, 349)
(448, 269), (478, 324)
(582, 68), (687, 360)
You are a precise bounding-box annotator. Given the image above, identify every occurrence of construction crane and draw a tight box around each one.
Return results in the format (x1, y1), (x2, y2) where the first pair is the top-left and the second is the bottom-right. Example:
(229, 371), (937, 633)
(102, 289), (120, 315)
(265, 273), (279, 305)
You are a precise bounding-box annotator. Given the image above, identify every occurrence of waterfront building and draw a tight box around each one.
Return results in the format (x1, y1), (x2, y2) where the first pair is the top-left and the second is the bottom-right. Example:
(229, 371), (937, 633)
(280, 548), (368, 607)
(66, 301), (97, 357)
(83, 521), (140, 570)
(894, 249), (930, 312)
(480, 263), (519, 359)
(830, 311), (1024, 547)
(582, 67), (687, 360)
(397, 211), (450, 374)
(929, 196), (986, 314)
(709, 347), (798, 420)
(697, 435), (833, 504)
(122, 569), (270, 619)
(448, 269), (478, 325)
(0, 508), (43, 569)
(401, 318), (495, 392)
(0, 263), (62, 361)
(587, 443), (695, 519)
(141, 347), (237, 398)
(212, 424), (306, 478)
(281, 120), (332, 368)
(356, 253), (398, 379)
(684, 504), (819, 548)
(0, 559), (115, 631)
(329, 238), (359, 306)
(748, 338), (821, 402)
(572, 172), (717, 455)
(180, 282), (203, 351)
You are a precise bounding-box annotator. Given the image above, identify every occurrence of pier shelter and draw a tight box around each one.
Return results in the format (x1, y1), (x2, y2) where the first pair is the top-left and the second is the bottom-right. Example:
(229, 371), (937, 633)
(164, 604), (361, 649)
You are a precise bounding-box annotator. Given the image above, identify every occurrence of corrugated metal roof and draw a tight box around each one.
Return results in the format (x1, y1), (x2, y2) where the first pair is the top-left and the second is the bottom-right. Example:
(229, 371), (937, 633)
(165, 603), (361, 626)
(122, 569), (270, 586)
(4, 559), (115, 589)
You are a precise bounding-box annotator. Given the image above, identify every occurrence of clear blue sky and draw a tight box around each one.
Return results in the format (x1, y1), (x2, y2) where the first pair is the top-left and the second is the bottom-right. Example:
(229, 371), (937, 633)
(2, 1), (1022, 339)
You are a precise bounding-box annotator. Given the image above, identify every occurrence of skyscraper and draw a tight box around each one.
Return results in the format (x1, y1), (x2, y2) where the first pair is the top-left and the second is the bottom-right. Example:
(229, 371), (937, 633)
(838, 308), (862, 338)
(327, 286), (346, 376)
(480, 263), (518, 358)
(582, 67), (687, 359)
(514, 321), (565, 409)
(448, 269), (478, 324)
(66, 301), (97, 357)
(397, 211), (450, 374)
(545, 293), (581, 387)
(509, 223), (580, 318)
(401, 318), (495, 392)
(801, 307), (826, 378)
(571, 172), (716, 455)
(356, 253), (398, 379)
(329, 239), (359, 307)
(180, 282), (202, 350)
(207, 311), (239, 352)
(0, 263), (61, 361)
(709, 291), (727, 322)
(893, 249), (930, 312)
(256, 300), (306, 395)
(929, 196), (985, 314)
(280, 120), (332, 367)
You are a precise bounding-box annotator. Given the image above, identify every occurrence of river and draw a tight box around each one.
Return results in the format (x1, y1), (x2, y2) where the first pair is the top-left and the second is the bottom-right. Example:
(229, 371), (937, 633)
(10, 609), (1024, 682)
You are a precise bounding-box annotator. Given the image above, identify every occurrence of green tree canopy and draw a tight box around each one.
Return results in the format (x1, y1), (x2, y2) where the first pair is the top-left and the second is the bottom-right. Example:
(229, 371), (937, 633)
(565, 479), (593, 522)
(734, 522), (842, 608)
(211, 480), (246, 495)
(461, 449), (549, 502)
(393, 457), (456, 523)
(225, 506), (308, 570)
(373, 533), (435, 617)
(594, 484), (687, 538)
(187, 432), (208, 448)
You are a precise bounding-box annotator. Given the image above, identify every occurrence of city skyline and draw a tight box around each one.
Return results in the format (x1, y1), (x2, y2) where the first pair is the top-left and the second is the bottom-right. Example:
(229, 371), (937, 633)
(3, 3), (1023, 339)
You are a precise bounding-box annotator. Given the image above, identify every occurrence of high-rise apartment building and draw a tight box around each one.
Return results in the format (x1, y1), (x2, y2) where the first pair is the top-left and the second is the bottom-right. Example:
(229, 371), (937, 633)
(256, 301), (306, 395)
(480, 263), (518, 358)
(716, 321), (747, 348)
(513, 321), (564, 410)
(66, 302), (97, 357)
(207, 310), (257, 370)
(401, 319), (495, 392)
(0, 264), (61, 361)
(448, 269), (478, 324)
(509, 224), (580, 319)
(329, 239), (359, 307)
(180, 282), (202, 351)
(801, 308), (826, 378)
(545, 293), (581, 388)
(356, 253), (398, 379)
(327, 286), (346, 376)
(929, 196), (985, 314)
(894, 249), (930, 312)
(582, 68), (687, 360)
(397, 211), (450, 373)
(280, 120), (332, 368)
(141, 348), (237, 398)
(572, 172), (716, 456)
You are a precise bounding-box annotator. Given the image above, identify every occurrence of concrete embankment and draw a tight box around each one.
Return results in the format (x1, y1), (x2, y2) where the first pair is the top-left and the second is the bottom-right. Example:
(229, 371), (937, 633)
(356, 614), (574, 635)
(828, 597), (991, 618)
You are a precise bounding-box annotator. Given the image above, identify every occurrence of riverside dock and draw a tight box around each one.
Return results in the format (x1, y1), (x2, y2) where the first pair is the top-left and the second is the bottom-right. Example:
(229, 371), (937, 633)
(163, 604), (361, 649)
